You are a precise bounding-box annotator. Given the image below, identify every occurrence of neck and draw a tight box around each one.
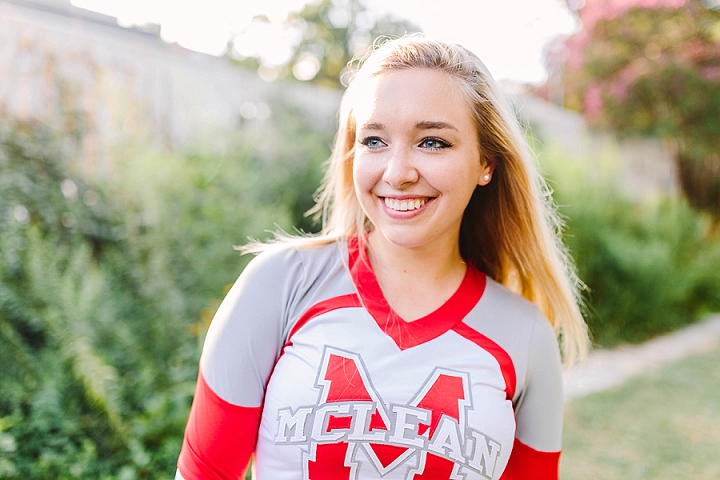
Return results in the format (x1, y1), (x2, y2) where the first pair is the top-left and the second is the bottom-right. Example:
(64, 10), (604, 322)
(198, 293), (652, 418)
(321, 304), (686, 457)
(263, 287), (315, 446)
(365, 231), (465, 279)
(363, 231), (467, 321)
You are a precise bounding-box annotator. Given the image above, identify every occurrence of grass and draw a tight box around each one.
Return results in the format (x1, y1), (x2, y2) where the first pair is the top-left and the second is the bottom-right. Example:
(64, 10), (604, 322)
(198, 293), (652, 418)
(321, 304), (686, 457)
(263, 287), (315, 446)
(561, 344), (720, 479)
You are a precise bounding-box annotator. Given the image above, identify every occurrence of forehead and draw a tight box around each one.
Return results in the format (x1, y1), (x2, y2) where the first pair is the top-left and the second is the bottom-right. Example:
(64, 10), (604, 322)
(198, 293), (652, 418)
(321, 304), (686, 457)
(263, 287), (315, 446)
(352, 69), (474, 130)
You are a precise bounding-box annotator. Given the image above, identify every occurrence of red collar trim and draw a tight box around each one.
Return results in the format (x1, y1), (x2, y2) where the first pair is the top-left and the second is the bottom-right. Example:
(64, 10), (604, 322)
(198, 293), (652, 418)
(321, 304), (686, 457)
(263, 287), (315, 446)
(347, 235), (487, 350)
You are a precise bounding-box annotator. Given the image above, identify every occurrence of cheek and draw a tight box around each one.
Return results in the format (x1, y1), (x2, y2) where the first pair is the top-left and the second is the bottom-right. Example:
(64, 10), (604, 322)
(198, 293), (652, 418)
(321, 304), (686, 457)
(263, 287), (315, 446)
(352, 154), (377, 197)
(435, 162), (481, 206)
(352, 158), (370, 215)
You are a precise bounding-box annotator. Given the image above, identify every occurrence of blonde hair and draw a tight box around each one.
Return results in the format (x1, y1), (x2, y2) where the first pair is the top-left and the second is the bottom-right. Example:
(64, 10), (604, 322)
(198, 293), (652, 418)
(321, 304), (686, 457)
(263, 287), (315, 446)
(246, 36), (589, 365)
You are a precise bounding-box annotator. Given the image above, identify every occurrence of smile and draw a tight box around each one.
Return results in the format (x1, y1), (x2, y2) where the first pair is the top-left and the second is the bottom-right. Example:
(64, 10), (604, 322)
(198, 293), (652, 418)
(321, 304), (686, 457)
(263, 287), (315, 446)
(383, 197), (429, 212)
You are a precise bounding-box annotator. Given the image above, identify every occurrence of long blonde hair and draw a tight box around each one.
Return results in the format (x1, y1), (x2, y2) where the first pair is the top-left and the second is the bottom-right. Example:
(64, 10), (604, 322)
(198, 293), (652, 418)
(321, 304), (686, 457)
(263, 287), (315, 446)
(247, 36), (589, 365)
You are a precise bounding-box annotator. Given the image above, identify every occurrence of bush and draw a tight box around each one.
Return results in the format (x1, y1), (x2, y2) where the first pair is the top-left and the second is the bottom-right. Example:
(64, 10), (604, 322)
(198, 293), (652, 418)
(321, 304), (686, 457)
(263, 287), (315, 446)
(5, 96), (718, 477)
(561, 0), (720, 222)
(0, 110), (329, 478)
(542, 148), (720, 347)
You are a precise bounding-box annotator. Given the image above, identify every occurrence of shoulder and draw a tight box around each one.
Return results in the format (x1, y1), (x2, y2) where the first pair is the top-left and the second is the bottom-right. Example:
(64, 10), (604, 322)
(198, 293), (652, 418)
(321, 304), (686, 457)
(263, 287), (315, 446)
(479, 278), (542, 328)
(467, 277), (560, 402)
(198, 238), (352, 405)
(208, 239), (348, 344)
(485, 279), (558, 350)
(473, 277), (549, 348)
(240, 238), (345, 285)
(237, 238), (355, 329)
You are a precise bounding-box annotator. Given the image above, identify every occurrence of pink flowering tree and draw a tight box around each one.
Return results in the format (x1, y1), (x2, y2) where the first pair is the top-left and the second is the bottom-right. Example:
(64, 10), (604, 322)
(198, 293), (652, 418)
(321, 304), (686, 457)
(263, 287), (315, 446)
(561, 0), (720, 224)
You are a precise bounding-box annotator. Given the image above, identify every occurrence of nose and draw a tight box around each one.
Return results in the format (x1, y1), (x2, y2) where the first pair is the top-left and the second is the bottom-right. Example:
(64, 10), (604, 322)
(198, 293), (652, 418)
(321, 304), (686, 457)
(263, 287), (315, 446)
(382, 146), (419, 188)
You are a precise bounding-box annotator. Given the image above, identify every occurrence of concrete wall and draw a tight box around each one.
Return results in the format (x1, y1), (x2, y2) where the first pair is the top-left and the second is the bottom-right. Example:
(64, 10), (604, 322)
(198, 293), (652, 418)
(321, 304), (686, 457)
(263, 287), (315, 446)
(0, 0), (675, 197)
(516, 92), (677, 199)
(0, 0), (341, 174)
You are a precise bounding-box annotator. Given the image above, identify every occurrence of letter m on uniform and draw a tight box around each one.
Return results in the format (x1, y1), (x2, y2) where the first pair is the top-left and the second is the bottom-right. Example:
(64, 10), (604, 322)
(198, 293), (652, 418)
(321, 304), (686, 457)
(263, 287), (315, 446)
(305, 347), (472, 479)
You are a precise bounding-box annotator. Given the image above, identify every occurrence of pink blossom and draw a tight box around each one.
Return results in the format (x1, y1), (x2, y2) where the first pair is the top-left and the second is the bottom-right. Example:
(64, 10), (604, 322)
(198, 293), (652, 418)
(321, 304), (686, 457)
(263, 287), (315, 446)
(685, 40), (705, 58)
(578, 0), (688, 32)
(564, 0), (689, 72)
(565, 33), (590, 69)
(609, 80), (630, 99)
(583, 83), (604, 120)
(609, 64), (639, 100)
(700, 66), (720, 81)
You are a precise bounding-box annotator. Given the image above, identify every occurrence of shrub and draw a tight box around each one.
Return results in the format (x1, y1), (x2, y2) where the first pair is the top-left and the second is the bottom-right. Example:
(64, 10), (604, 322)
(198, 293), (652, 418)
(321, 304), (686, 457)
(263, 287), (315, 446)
(542, 147), (720, 346)
(0, 112), (327, 478)
(561, 0), (720, 222)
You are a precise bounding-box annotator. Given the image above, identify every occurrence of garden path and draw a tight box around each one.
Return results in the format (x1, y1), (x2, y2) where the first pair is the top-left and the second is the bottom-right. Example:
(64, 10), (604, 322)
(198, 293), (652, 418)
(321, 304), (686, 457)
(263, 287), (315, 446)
(564, 314), (720, 401)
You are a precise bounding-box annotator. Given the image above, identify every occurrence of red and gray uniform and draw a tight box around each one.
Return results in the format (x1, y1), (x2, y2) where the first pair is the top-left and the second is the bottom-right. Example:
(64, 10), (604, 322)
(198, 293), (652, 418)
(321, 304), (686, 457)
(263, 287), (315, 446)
(176, 236), (563, 480)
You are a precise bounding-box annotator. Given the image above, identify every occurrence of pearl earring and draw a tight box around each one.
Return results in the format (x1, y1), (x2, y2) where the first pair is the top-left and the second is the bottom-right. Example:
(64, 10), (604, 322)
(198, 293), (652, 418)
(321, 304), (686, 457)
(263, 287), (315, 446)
(482, 174), (491, 182)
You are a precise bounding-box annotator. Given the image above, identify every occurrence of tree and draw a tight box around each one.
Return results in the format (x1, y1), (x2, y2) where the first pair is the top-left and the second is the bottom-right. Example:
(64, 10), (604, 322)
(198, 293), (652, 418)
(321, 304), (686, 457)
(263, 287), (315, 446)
(230, 0), (421, 88)
(560, 0), (720, 226)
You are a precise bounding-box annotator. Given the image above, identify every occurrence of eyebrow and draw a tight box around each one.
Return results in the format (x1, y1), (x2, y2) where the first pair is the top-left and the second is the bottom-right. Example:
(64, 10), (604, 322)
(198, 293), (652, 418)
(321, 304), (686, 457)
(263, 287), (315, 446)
(359, 122), (385, 130)
(415, 121), (458, 131)
(358, 121), (458, 131)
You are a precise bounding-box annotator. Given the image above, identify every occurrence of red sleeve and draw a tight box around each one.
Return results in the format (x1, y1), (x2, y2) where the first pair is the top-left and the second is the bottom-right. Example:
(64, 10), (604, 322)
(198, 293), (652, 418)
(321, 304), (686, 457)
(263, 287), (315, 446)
(177, 369), (262, 480)
(499, 438), (561, 480)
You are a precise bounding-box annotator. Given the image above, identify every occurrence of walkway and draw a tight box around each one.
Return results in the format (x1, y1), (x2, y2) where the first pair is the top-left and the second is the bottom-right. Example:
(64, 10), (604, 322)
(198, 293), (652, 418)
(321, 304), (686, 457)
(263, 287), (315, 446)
(564, 314), (720, 401)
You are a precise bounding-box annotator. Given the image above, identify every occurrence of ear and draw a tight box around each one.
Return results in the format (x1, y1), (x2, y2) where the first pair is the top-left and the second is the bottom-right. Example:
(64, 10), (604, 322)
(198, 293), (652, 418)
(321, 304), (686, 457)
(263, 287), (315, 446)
(477, 159), (496, 186)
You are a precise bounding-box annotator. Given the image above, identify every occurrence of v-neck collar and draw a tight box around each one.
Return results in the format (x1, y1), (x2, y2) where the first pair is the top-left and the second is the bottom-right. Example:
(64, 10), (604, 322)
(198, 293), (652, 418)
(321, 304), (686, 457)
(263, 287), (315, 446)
(347, 235), (487, 350)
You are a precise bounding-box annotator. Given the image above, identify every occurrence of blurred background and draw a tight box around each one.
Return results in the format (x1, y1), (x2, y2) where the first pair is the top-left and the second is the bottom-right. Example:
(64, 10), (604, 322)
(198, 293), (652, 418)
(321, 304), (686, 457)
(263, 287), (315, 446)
(1, 0), (719, 478)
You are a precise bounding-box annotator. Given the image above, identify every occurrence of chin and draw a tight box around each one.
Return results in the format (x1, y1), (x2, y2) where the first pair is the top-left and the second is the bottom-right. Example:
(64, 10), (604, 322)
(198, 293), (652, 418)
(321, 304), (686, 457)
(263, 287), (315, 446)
(370, 228), (446, 252)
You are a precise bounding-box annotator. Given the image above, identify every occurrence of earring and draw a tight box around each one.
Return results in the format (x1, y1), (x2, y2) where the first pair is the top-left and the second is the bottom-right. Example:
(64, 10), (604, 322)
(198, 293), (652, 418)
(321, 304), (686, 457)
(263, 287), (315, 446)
(482, 174), (491, 182)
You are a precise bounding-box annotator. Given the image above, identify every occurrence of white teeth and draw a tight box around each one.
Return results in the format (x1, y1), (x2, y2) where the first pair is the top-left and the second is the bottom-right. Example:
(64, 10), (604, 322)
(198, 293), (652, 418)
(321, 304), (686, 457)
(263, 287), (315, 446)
(384, 197), (427, 211)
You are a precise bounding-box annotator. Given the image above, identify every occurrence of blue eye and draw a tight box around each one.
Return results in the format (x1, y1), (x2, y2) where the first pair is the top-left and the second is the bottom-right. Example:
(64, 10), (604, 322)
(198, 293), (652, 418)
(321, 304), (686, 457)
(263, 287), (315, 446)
(360, 136), (387, 150)
(419, 137), (451, 150)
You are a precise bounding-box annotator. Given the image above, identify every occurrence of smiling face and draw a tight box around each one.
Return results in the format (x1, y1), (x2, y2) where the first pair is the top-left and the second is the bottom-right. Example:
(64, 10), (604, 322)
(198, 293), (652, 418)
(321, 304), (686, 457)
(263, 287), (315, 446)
(352, 68), (493, 255)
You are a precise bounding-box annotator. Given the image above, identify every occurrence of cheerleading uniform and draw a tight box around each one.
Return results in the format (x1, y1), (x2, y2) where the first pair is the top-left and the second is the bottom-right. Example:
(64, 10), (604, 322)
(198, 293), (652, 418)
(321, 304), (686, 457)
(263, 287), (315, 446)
(176, 235), (563, 479)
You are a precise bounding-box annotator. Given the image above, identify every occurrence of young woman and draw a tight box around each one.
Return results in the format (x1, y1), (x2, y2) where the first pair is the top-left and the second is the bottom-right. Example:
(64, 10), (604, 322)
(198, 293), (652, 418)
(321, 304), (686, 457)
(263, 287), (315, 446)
(175, 36), (589, 480)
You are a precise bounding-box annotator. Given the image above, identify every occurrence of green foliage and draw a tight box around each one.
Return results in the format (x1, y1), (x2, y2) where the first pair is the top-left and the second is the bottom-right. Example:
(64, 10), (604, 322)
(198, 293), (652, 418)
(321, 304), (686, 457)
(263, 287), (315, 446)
(2, 122), (139, 477)
(543, 148), (720, 346)
(563, 0), (720, 221)
(230, 96), (333, 234)
(565, 1), (720, 145)
(0, 104), (330, 477)
(3, 77), (718, 476)
(232, 0), (421, 87)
